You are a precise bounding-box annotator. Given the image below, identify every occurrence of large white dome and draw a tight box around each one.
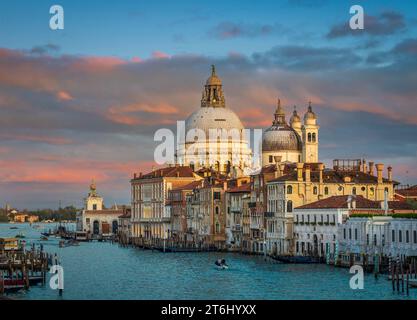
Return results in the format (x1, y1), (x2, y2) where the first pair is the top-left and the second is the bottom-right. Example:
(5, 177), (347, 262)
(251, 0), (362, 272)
(185, 106), (244, 136)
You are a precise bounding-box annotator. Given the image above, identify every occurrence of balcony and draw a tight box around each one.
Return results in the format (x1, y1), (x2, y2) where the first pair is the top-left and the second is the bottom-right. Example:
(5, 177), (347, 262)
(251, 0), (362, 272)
(250, 223), (260, 230)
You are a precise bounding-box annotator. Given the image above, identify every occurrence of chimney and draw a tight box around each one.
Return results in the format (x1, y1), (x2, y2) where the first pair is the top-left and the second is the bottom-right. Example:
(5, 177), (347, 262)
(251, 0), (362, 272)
(139, 172), (142, 178)
(274, 156), (282, 179)
(305, 164), (311, 183)
(279, 163), (285, 177)
(134, 173), (137, 179)
(297, 163), (304, 182)
(368, 162), (374, 176)
(223, 181), (228, 191)
(376, 163), (384, 184)
(387, 166), (393, 182)
(318, 163), (324, 184)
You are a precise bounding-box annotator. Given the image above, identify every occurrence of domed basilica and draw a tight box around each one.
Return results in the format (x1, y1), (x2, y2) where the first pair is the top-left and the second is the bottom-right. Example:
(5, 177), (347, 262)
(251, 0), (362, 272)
(177, 66), (253, 176)
(177, 66), (319, 175)
(262, 99), (319, 166)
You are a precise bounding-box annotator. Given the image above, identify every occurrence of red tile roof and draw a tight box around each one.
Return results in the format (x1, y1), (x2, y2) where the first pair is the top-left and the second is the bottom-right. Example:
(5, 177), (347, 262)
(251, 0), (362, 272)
(134, 166), (196, 180)
(296, 195), (380, 210)
(296, 195), (414, 210)
(226, 183), (251, 193)
(396, 185), (417, 197)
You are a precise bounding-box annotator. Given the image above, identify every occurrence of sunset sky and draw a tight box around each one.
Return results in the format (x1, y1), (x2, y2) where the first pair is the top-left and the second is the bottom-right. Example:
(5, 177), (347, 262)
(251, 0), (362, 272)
(0, 0), (416, 209)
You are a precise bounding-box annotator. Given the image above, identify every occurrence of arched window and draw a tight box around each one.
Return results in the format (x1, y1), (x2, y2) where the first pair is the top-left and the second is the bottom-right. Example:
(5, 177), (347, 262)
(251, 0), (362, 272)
(312, 133), (316, 142)
(313, 186), (318, 195)
(324, 187), (329, 195)
(287, 185), (293, 194)
(308, 133), (312, 142)
(215, 206), (219, 215)
(215, 222), (220, 233)
(352, 187), (356, 195)
(287, 200), (293, 213)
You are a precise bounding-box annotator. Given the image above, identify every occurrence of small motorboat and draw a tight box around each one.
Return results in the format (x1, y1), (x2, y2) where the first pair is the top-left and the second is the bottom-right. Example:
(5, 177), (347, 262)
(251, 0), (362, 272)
(215, 258), (229, 270)
(9, 226), (18, 230)
(15, 232), (25, 239)
(40, 236), (49, 241)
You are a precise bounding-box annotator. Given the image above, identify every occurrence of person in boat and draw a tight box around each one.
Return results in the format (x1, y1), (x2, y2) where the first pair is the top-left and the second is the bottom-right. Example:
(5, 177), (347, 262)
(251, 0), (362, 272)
(215, 258), (228, 267)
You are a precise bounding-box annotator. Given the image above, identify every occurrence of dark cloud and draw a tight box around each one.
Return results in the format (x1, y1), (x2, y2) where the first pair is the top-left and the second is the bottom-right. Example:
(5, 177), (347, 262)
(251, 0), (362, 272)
(367, 38), (417, 65)
(208, 22), (285, 40)
(29, 44), (60, 55)
(327, 11), (406, 39)
(252, 45), (362, 71)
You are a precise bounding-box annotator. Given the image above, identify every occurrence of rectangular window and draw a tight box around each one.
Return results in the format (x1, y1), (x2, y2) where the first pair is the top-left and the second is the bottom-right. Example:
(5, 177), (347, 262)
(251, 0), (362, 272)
(406, 230), (409, 243)
(349, 228), (352, 240)
(399, 230), (402, 243)
(355, 229), (358, 240)
(343, 228), (346, 239)
(392, 230), (395, 242)
(414, 230), (417, 244)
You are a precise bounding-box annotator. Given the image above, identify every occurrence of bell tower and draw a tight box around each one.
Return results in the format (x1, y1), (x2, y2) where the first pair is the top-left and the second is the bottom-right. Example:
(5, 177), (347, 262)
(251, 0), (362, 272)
(84, 179), (103, 211)
(302, 102), (319, 163)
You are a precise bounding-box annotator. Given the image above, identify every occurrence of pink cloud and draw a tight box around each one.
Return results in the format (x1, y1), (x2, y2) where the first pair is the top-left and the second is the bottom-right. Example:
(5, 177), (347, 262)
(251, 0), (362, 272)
(0, 134), (72, 145)
(152, 51), (171, 59)
(56, 90), (74, 101)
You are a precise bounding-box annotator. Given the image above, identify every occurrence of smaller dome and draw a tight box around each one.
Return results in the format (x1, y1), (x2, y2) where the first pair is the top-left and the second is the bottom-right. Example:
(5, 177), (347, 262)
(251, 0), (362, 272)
(290, 107), (301, 124)
(304, 102), (316, 121)
(262, 101), (302, 152)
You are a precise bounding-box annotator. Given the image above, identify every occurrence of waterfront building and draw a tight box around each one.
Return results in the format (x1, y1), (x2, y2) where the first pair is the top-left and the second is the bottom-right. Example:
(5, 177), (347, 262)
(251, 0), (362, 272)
(225, 181), (251, 250)
(292, 195), (410, 257)
(262, 100), (319, 166)
(130, 166), (202, 240)
(247, 164), (294, 254)
(338, 205), (417, 264)
(177, 66), (253, 177)
(266, 160), (398, 255)
(76, 181), (127, 236)
(185, 178), (228, 248)
(166, 180), (203, 241)
(13, 214), (39, 223)
(118, 208), (132, 239)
